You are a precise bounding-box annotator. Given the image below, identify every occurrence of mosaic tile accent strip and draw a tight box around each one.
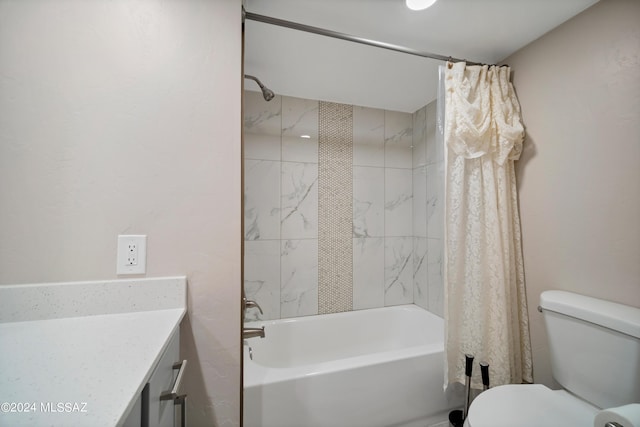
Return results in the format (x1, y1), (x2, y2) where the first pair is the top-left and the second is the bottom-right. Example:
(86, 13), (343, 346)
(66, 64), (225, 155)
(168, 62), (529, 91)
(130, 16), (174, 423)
(318, 102), (354, 314)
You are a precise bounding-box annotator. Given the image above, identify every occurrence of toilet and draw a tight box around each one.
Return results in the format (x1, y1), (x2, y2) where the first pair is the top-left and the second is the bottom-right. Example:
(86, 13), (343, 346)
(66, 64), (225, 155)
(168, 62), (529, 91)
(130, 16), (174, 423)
(465, 290), (640, 427)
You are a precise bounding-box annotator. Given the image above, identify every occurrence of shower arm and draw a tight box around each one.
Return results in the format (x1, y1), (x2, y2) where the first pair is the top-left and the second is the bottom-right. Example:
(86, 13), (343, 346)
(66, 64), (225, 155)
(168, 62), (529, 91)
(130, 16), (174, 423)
(244, 74), (265, 90)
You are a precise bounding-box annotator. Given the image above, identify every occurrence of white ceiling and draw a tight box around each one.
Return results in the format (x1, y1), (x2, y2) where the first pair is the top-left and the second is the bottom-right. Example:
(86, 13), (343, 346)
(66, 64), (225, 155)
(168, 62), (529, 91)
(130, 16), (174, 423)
(244, 0), (599, 112)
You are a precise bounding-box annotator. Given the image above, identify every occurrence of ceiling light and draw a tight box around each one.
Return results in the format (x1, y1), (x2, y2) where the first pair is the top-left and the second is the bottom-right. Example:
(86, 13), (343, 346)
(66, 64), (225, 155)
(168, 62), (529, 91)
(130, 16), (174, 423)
(406, 0), (437, 11)
(300, 135), (311, 139)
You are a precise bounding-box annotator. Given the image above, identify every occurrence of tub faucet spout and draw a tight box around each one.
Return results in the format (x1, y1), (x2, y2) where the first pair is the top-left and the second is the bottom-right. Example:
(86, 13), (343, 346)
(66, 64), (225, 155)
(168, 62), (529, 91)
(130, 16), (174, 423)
(243, 327), (265, 339)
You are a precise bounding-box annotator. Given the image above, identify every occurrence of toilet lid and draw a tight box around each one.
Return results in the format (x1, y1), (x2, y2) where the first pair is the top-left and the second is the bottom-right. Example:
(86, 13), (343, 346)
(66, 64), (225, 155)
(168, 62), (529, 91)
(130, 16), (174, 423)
(465, 384), (599, 427)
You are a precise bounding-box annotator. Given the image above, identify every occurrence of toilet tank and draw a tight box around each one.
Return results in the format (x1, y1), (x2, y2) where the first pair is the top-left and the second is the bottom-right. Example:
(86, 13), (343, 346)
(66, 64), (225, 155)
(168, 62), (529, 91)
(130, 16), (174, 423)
(540, 290), (640, 409)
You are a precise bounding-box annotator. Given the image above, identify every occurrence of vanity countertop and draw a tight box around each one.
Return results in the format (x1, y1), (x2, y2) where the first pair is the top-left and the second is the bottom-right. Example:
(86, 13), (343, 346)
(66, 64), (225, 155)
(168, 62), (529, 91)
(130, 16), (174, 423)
(0, 277), (186, 426)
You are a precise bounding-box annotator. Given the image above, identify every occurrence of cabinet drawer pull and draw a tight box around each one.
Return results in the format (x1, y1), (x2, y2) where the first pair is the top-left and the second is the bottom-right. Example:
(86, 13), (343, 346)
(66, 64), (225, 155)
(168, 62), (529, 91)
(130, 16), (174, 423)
(160, 360), (188, 401)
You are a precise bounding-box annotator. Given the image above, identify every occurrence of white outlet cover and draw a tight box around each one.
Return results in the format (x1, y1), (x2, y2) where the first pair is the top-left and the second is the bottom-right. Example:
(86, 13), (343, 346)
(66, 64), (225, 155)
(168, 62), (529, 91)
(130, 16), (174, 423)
(117, 235), (147, 275)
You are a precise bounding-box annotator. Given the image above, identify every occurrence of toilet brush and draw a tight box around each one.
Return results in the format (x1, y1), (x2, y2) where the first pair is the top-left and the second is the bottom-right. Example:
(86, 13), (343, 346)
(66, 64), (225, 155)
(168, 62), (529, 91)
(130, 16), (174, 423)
(480, 362), (490, 392)
(462, 354), (474, 420)
(448, 353), (474, 427)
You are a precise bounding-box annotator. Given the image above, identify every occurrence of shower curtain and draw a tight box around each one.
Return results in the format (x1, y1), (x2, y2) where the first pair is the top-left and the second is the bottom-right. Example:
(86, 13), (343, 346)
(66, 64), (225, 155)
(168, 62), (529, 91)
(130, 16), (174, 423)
(442, 62), (533, 389)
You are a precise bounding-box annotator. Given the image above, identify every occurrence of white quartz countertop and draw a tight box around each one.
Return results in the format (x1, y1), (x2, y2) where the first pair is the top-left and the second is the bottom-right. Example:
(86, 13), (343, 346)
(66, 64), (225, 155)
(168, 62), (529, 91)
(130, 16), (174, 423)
(0, 277), (186, 427)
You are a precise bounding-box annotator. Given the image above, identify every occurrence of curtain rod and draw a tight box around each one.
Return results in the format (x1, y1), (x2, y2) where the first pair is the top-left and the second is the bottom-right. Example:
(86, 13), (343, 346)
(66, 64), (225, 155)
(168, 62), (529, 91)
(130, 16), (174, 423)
(243, 10), (483, 66)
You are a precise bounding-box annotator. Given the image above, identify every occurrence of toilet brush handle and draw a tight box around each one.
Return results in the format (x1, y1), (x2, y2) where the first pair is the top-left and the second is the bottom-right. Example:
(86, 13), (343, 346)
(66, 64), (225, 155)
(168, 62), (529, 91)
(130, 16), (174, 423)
(480, 362), (490, 390)
(465, 354), (474, 377)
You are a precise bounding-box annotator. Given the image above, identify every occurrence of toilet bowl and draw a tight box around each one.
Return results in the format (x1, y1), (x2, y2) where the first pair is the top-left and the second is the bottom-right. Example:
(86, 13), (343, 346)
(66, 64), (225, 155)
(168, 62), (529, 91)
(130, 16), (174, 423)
(464, 384), (598, 427)
(463, 290), (640, 427)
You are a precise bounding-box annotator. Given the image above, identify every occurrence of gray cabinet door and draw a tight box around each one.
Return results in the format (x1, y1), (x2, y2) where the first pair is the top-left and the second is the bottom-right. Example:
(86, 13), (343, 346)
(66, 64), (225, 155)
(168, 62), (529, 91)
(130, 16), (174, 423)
(147, 331), (180, 427)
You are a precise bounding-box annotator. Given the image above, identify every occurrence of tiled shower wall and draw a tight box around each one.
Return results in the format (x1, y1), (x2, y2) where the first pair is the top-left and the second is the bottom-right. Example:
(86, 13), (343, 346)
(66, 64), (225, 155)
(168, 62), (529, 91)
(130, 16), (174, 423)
(412, 101), (445, 317)
(243, 90), (443, 320)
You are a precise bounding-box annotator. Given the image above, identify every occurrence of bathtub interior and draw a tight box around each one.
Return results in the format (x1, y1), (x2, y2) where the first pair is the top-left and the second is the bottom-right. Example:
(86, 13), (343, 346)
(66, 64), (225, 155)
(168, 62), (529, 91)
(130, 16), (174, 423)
(244, 304), (444, 368)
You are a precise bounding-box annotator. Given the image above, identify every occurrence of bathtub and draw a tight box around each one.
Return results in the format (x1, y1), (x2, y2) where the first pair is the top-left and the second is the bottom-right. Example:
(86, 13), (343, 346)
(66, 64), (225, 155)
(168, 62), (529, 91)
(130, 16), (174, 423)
(243, 304), (459, 427)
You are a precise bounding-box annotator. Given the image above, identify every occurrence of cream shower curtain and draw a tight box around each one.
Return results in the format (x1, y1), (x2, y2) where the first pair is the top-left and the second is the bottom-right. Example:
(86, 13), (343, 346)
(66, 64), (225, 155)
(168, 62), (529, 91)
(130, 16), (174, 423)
(443, 62), (533, 389)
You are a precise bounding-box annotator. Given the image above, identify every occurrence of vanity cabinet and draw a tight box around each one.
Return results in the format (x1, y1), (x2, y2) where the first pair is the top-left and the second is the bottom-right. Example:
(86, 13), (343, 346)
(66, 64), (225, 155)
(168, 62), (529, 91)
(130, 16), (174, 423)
(122, 329), (186, 427)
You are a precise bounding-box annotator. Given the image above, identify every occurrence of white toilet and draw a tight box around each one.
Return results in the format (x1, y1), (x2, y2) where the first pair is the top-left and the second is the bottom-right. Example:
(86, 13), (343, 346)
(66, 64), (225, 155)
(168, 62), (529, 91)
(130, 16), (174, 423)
(465, 290), (640, 427)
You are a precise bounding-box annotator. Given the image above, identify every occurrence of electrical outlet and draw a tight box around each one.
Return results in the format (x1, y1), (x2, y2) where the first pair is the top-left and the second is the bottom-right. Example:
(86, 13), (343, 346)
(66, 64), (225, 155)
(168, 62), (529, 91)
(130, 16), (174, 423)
(117, 235), (147, 275)
(126, 242), (138, 266)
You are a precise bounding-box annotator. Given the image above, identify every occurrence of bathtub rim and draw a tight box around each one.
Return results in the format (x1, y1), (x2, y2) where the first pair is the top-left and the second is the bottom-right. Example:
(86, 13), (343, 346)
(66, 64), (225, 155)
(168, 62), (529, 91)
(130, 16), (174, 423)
(244, 303), (441, 329)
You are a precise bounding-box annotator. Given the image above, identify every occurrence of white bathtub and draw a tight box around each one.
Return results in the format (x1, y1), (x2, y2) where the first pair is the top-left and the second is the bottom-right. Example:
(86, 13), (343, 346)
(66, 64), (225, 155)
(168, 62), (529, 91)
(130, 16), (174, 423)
(243, 304), (458, 427)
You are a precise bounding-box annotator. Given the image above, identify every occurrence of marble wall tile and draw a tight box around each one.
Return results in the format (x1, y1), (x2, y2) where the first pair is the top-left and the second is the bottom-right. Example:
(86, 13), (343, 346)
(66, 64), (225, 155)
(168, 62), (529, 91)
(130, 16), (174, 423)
(425, 100), (442, 165)
(413, 166), (427, 238)
(426, 162), (444, 239)
(384, 237), (414, 306)
(244, 91), (282, 136)
(353, 106), (385, 167)
(282, 134), (318, 163)
(353, 166), (384, 238)
(384, 110), (413, 169)
(385, 168), (413, 237)
(244, 133), (281, 162)
(353, 237), (385, 310)
(413, 237), (428, 310)
(242, 91), (443, 319)
(244, 159), (280, 240)
(244, 240), (281, 321)
(281, 162), (318, 239)
(412, 106), (427, 168)
(282, 96), (319, 163)
(281, 239), (319, 318)
(244, 91), (282, 161)
(427, 238), (444, 317)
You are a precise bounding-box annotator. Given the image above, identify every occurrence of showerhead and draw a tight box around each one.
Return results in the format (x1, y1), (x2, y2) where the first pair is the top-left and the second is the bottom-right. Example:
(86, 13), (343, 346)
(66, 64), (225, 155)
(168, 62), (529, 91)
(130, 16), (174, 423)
(261, 87), (275, 102)
(244, 74), (275, 102)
